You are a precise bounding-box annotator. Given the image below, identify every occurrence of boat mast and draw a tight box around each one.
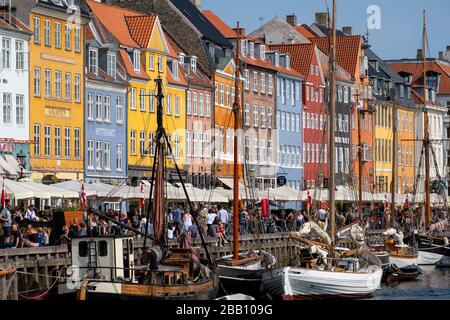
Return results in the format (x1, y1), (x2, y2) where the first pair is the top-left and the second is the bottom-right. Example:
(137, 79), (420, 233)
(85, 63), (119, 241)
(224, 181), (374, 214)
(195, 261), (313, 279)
(233, 22), (241, 260)
(422, 10), (431, 228)
(329, 0), (337, 259)
(357, 92), (363, 219)
(390, 89), (397, 228)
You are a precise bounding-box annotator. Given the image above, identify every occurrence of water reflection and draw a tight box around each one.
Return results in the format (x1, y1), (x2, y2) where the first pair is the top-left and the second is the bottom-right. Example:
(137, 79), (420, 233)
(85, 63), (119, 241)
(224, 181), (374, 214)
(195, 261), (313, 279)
(369, 266), (450, 300)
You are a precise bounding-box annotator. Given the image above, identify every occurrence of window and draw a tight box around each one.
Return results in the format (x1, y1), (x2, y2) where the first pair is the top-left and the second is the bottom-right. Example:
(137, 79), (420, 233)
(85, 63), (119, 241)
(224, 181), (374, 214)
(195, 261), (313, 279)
(102, 142), (110, 170)
(193, 132), (198, 157)
(15, 40), (25, 70)
(115, 97), (124, 123)
(281, 111), (286, 130)
(33, 17), (41, 44)
(148, 132), (155, 156)
(54, 127), (61, 157)
(205, 133), (211, 158)
(260, 107), (265, 128)
(244, 104), (250, 126)
(267, 108), (273, 128)
(65, 24), (71, 50)
(74, 74), (81, 102)
(44, 125), (51, 156)
(175, 95), (180, 116)
(219, 127), (224, 154)
(190, 57), (197, 72)
(219, 84), (224, 105)
(133, 50), (140, 71)
(286, 113), (291, 131)
(253, 105), (258, 127)
(225, 86), (230, 107)
(214, 81), (218, 104)
(1, 37), (10, 69)
(291, 81), (295, 105)
(174, 135), (180, 160)
(65, 73), (71, 101)
(281, 79), (285, 104)
(106, 53), (116, 79)
(87, 93), (94, 120)
(74, 129), (80, 159)
(205, 94), (211, 117)
(55, 71), (61, 99)
(2, 93), (11, 124)
(186, 131), (192, 157)
(291, 113), (296, 132)
(55, 22), (61, 49)
(261, 73), (266, 94)
(158, 57), (163, 72)
(231, 87), (235, 107)
(74, 27), (81, 52)
(44, 20), (51, 46)
(244, 69), (249, 90)
(32, 124), (41, 156)
(296, 114), (300, 132)
(34, 68), (41, 97)
(296, 83), (300, 101)
(89, 48), (98, 75)
(253, 71), (258, 92)
(104, 96), (111, 122)
(186, 91), (192, 115)
(115, 144), (123, 171)
(149, 55), (155, 70)
(64, 127), (70, 158)
(96, 94), (102, 121)
(130, 88), (136, 110)
(148, 91), (155, 112)
(96, 141), (102, 169)
(268, 75), (273, 95)
(139, 131), (146, 156)
(15, 95), (24, 125)
(140, 89), (146, 111)
(130, 130), (136, 155)
(166, 93), (172, 115)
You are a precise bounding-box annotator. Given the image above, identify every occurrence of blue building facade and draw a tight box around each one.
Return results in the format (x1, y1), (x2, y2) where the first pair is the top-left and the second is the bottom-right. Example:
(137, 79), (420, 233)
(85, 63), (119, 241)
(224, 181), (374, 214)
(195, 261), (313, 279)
(84, 22), (128, 185)
(268, 51), (304, 195)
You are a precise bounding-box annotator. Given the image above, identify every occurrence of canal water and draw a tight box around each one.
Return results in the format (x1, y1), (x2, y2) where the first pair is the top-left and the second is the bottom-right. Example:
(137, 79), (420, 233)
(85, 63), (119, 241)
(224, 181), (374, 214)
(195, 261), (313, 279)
(368, 265), (450, 300)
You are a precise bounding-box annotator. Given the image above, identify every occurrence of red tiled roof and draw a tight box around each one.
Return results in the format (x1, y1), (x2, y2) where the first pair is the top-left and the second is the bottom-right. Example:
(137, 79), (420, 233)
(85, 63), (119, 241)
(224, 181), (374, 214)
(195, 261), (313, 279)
(388, 61), (450, 95)
(295, 25), (315, 39)
(268, 43), (316, 78)
(166, 65), (187, 86)
(310, 35), (362, 77)
(240, 55), (277, 72)
(119, 49), (149, 80)
(0, 14), (31, 34)
(87, 0), (142, 48)
(125, 15), (157, 48)
(202, 10), (237, 38)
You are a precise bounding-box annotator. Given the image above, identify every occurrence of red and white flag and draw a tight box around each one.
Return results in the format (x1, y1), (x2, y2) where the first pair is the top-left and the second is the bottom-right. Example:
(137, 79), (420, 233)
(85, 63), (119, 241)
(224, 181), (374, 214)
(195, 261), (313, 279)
(80, 182), (86, 207)
(139, 182), (145, 208)
(384, 194), (389, 209)
(1, 180), (6, 207)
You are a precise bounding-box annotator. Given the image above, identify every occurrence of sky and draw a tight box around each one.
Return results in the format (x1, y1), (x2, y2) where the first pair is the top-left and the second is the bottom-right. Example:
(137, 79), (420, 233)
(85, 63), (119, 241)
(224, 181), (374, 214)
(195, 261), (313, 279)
(201, 0), (450, 60)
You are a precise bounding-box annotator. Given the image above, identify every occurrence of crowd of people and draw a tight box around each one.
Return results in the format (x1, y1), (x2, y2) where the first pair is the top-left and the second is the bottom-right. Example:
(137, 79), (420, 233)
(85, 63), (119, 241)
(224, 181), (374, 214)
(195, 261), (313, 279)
(1, 199), (449, 249)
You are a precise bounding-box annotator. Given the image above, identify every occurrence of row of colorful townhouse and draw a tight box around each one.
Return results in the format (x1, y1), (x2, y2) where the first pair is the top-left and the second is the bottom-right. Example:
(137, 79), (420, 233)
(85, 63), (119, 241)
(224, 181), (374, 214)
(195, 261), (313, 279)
(1, 0), (448, 197)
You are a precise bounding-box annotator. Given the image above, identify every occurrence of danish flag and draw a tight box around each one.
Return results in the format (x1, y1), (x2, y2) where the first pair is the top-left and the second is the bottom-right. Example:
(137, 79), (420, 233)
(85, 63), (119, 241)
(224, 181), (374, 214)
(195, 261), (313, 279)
(1, 180), (6, 207)
(80, 182), (86, 207)
(307, 190), (313, 207)
(384, 194), (389, 209)
(139, 182), (145, 208)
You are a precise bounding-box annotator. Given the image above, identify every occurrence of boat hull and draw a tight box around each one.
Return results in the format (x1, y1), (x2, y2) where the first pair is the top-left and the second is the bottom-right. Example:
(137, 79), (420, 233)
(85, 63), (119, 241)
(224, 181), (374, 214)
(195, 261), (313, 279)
(58, 276), (220, 300)
(417, 250), (444, 265)
(262, 266), (382, 300)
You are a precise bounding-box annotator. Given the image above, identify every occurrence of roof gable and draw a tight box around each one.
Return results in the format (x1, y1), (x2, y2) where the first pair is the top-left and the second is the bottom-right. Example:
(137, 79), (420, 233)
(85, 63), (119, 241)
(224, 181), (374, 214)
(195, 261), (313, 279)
(125, 15), (156, 48)
(268, 43), (316, 78)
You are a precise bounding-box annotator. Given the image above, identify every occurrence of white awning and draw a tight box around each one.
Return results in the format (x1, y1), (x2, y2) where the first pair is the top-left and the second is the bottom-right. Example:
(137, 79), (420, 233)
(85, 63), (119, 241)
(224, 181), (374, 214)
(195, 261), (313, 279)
(3, 178), (34, 200)
(53, 180), (97, 197)
(21, 181), (79, 199)
(0, 156), (18, 178)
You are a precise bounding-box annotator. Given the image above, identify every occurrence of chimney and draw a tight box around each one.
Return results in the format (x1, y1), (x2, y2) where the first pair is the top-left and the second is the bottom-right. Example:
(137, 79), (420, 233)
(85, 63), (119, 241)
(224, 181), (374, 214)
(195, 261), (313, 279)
(438, 51), (444, 60)
(232, 27), (245, 36)
(446, 46), (450, 59)
(190, 0), (201, 10)
(315, 12), (329, 27)
(342, 26), (353, 36)
(417, 49), (423, 60)
(286, 14), (297, 27)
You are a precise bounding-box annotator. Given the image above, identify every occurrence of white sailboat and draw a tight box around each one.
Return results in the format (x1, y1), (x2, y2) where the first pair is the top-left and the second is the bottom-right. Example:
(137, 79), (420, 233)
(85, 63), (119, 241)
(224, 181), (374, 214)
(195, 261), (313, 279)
(261, 0), (382, 299)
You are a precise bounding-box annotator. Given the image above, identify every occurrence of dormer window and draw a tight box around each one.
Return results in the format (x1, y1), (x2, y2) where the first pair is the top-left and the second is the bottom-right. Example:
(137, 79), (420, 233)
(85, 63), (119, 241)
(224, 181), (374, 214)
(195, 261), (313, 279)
(399, 85), (405, 98)
(260, 45), (266, 60)
(274, 52), (279, 67)
(179, 53), (185, 64)
(107, 52), (116, 79)
(249, 42), (255, 58)
(241, 39), (248, 56)
(88, 48), (98, 75)
(133, 50), (140, 71)
(285, 55), (290, 69)
(172, 61), (179, 80)
(190, 56), (197, 72)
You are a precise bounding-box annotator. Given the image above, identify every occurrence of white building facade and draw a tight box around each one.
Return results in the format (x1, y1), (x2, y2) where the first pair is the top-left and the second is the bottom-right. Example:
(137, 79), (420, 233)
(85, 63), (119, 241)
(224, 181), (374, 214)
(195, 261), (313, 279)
(0, 17), (32, 179)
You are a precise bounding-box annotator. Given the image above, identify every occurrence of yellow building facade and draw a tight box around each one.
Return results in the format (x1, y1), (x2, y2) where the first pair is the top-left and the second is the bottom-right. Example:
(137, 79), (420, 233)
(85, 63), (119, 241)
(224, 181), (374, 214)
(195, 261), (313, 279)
(374, 103), (415, 194)
(28, 3), (88, 182)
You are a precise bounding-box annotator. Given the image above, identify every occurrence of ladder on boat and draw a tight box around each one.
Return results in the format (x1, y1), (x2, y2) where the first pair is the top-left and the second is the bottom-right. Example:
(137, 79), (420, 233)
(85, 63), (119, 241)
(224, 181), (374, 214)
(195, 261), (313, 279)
(87, 240), (97, 276)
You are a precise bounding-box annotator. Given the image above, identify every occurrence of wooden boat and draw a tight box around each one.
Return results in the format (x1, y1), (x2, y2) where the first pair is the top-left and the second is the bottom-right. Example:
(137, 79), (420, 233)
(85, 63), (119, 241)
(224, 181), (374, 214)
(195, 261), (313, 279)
(386, 264), (422, 283)
(215, 22), (276, 297)
(57, 236), (219, 300)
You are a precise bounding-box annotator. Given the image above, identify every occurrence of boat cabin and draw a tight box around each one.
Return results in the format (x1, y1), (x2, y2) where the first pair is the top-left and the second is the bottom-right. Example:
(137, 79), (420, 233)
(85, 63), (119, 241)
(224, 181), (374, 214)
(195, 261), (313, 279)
(71, 236), (135, 282)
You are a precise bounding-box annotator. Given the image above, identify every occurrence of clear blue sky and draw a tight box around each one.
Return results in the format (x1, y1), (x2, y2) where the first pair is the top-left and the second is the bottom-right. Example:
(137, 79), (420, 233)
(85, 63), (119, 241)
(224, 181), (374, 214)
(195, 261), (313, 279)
(201, 0), (449, 60)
